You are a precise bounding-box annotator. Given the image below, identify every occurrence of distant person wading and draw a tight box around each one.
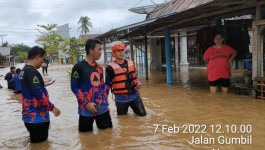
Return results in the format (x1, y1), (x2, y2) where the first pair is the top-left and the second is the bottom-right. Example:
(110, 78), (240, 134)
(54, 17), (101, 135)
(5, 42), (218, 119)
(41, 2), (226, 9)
(5, 66), (16, 89)
(42, 58), (49, 76)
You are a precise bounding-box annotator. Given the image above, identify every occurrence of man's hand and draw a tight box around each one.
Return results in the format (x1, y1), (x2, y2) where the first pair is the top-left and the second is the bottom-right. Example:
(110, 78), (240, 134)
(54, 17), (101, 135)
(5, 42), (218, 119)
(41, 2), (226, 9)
(108, 106), (111, 113)
(137, 81), (142, 89)
(44, 78), (55, 87)
(52, 107), (61, 117)
(86, 103), (97, 113)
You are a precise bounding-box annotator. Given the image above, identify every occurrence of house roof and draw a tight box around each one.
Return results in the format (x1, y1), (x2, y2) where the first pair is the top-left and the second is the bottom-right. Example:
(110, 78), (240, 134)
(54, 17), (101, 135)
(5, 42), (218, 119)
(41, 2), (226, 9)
(97, 0), (265, 41)
(0, 47), (11, 56)
(96, 19), (158, 42)
(124, 0), (264, 38)
(147, 0), (213, 19)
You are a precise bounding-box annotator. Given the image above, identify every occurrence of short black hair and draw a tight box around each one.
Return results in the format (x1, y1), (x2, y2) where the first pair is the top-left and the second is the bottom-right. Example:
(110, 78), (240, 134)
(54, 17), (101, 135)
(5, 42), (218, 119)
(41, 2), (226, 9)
(85, 39), (102, 55)
(214, 32), (224, 39)
(16, 68), (21, 74)
(10, 66), (15, 71)
(28, 46), (46, 60)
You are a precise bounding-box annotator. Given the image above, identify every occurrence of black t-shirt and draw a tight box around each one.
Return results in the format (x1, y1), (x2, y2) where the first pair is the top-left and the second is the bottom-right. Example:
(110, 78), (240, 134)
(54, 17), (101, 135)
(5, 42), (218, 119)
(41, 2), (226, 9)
(5, 71), (15, 81)
(20, 65), (45, 97)
(20, 65), (54, 123)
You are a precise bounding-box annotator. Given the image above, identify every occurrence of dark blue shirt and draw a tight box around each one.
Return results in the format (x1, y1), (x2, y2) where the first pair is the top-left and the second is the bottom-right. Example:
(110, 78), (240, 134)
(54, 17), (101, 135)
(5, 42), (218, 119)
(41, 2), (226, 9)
(9, 74), (21, 92)
(20, 65), (54, 123)
(71, 60), (109, 117)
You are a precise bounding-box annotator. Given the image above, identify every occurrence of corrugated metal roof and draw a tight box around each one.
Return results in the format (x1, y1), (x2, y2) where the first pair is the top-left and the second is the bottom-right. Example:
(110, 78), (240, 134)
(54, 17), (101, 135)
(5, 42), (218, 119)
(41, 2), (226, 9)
(124, 0), (260, 38)
(148, 0), (214, 19)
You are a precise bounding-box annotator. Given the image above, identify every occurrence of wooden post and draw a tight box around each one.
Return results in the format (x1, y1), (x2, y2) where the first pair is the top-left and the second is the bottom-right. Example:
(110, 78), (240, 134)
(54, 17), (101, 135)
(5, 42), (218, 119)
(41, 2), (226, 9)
(145, 36), (148, 80)
(252, 4), (264, 80)
(130, 42), (134, 62)
(103, 42), (107, 67)
(256, 5), (261, 20)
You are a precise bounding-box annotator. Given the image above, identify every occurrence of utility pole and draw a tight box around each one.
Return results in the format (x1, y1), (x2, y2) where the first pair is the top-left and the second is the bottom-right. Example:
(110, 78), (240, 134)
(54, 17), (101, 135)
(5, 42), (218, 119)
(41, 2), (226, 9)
(0, 34), (7, 46)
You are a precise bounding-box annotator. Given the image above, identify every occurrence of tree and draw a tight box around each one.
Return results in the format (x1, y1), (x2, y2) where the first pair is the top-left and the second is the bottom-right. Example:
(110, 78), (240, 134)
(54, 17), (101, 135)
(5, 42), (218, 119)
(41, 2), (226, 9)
(61, 37), (86, 59)
(78, 16), (92, 35)
(11, 43), (30, 56)
(16, 52), (28, 63)
(11, 43), (30, 63)
(35, 24), (63, 60)
(1, 41), (9, 47)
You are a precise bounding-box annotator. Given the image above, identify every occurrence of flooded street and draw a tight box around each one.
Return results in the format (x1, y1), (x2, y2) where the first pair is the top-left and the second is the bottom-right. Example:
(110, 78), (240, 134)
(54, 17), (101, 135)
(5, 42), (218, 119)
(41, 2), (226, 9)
(1, 65), (265, 150)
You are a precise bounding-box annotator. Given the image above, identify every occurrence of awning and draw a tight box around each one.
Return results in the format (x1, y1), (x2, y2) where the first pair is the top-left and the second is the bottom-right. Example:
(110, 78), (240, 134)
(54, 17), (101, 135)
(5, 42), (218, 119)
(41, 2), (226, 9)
(123, 0), (265, 38)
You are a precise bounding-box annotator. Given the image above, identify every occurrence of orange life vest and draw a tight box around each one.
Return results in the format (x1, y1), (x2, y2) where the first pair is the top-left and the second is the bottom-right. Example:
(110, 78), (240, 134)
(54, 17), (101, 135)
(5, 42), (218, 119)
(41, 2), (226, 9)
(109, 59), (138, 94)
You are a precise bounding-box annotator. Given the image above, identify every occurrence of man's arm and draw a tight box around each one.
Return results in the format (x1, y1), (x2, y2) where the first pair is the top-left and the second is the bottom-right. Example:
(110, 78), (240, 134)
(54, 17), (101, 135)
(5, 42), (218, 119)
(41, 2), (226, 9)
(9, 76), (15, 84)
(132, 62), (141, 89)
(4, 72), (11, 80)
(71, 64), (97, 113)
(104, 65), (114, 97)
(71, 65), (86, 104)
(26, 70), (55, 112)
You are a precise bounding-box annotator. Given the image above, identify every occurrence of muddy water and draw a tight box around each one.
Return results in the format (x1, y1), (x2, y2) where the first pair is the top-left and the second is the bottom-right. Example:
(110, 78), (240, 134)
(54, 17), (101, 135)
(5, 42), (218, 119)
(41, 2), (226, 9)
(1, 65), (265, 150)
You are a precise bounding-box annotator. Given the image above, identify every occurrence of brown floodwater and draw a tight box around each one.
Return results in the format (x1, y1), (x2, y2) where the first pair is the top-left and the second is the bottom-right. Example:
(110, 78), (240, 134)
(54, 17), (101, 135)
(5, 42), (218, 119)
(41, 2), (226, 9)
(1, 64), (265, 150)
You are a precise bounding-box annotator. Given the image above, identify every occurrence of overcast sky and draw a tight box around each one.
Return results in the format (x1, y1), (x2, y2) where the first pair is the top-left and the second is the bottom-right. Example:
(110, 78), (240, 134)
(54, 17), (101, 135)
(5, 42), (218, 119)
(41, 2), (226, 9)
(0, 0), (168, 47)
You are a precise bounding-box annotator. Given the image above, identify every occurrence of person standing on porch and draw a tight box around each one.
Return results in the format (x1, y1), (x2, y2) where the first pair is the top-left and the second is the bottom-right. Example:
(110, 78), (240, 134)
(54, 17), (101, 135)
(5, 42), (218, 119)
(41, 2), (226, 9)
(204, 33), (237, 93)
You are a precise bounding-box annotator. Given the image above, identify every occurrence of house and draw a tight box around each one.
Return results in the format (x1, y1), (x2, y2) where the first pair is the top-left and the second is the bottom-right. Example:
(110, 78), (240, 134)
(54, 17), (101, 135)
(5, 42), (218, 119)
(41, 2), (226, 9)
(0, 47), (14, 67)
(97, 0), (265, 85)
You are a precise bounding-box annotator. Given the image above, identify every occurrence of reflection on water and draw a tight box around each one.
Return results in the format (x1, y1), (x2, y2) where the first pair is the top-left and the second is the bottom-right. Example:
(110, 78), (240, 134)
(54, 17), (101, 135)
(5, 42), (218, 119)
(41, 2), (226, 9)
(1, 65), (265, 150)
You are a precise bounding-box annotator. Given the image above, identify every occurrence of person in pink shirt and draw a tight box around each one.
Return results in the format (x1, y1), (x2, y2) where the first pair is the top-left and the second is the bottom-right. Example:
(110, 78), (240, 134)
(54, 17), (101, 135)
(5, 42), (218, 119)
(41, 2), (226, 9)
(204, 33), (237, 93)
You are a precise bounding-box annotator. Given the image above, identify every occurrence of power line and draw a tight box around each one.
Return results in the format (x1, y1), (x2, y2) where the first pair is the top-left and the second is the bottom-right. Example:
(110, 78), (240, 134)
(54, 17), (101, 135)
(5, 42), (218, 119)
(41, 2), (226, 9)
(0, 26), (36, 30)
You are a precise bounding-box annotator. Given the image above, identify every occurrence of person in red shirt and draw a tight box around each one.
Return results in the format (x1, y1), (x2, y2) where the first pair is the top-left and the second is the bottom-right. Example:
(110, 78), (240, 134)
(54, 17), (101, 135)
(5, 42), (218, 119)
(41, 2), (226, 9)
(203, 33), (237, 93)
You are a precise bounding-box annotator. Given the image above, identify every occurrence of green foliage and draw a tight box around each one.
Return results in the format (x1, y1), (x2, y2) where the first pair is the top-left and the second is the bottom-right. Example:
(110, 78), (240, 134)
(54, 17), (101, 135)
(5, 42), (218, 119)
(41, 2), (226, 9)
(1, 41), (9, 47)
(78, 16), (92, 35)
(35, 24), (64, 59)
(16, 52), (28, 63)
(61, 37), (86, 59)
(11, 43), (30, 56)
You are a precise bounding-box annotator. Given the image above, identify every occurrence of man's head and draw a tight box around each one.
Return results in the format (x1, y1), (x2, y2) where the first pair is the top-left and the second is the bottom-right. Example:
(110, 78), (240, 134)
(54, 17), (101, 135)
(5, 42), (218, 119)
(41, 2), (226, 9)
(16, 68), (21, 75)
(10, 66), (16, 72)
(112, 43), (125, 60)
(85, 39), (102, 60)
(28, 46), (46, 69)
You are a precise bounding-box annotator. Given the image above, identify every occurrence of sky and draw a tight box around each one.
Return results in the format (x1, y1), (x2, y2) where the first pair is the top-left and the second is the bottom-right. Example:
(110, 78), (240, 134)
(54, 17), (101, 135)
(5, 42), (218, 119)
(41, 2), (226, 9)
(0, 0), (168, 47)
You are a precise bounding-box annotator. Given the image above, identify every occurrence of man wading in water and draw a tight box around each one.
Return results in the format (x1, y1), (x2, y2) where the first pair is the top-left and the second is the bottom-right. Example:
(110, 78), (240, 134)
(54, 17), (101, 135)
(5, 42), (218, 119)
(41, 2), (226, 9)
(105, 43), (146, 117)
(20, 46), (60, 143)
(71, 39), (112, 132)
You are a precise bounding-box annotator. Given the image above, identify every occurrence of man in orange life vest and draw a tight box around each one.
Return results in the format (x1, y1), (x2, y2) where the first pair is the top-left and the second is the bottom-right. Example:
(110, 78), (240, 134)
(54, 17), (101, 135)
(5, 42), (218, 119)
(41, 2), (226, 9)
(105, 43), (146, 116)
